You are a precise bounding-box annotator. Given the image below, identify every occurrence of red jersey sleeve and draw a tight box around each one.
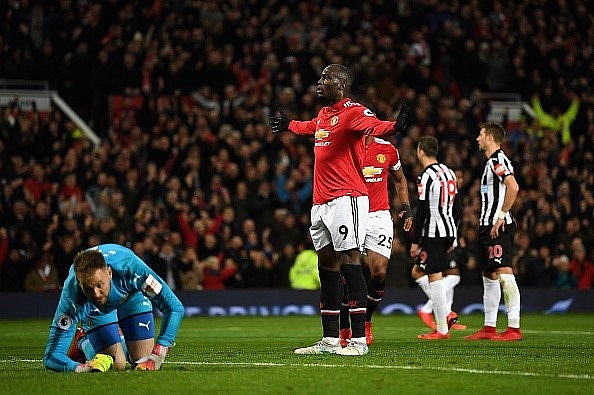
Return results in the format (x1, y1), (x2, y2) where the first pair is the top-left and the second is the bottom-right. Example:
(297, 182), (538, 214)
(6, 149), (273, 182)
(346, 106), (396, 136)
(289, 118), (318, 136)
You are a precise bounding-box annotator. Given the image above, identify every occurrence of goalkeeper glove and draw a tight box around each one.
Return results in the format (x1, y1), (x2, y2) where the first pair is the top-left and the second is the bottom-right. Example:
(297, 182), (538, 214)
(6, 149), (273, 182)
(88, 353), (113, 372)
(135, 344), (169, 371)
(269, 108), (291, 134)
(394, 103), (414, 134)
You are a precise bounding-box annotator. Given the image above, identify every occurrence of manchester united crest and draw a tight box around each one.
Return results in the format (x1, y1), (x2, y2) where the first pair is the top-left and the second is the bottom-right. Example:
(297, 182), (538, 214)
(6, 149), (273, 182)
(376, 153), (386, 164)
(330, 116), (339, 126)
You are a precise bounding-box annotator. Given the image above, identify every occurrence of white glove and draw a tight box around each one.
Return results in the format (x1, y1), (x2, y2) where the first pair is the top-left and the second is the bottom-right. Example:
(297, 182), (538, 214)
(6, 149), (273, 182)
(74, 363), (91, 373)
(134, 344), (169, 370)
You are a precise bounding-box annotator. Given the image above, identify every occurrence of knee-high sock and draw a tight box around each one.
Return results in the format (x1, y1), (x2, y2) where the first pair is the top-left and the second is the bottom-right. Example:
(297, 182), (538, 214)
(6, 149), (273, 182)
(483, 276), (501, 327)
(339, 278), (350, 330)
(429, 279), (448, 334)
(341, 264), (367, 339)
(499, 273), (521, 328)
(80, 336), (95, 361)
(319, 268), (342, 338)
(443, 274), (461, 311)
(82, 330), (130, 363)
(366, 278), (385, 322)
(415, 275), (433, 313)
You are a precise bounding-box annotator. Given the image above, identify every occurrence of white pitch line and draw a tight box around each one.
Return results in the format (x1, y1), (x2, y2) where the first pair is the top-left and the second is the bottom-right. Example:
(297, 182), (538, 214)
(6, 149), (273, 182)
(2, 359), (592, 380)
(521, 330), (594, 336)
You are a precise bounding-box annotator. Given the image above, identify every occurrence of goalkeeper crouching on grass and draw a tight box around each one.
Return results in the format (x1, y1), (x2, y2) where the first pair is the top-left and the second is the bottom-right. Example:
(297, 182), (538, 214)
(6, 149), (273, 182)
(43, 243), (184, 372)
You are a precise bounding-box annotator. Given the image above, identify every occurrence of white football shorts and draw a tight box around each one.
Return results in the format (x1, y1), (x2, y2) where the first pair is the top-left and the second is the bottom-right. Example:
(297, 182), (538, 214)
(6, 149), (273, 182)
(309, 195), (369, 252)
(363, 210), (394, 259)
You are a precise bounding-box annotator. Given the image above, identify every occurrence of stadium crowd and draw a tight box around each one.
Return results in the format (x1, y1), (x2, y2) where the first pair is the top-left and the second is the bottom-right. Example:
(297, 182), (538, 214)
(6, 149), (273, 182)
(1, 0), (593, 293)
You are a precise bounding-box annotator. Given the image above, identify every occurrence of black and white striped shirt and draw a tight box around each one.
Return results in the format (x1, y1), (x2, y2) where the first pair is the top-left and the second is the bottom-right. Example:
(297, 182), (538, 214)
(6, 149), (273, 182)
(479, 149), (514, 226)
(416, 163), (458, 238)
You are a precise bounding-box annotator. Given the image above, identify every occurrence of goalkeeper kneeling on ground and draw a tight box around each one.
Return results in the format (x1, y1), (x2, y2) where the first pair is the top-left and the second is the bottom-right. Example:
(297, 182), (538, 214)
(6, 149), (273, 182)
(43, 243), (184, 373)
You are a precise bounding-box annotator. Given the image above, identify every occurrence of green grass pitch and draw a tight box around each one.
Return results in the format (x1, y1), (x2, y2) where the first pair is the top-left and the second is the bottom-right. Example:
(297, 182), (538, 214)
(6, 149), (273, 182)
(1, 313), (592, 394)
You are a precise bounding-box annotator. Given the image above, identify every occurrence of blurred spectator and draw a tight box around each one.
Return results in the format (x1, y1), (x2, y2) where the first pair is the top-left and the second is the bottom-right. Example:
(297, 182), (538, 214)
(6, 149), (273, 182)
(289, 246), (320, 290)
(268, 209), (305, 252)
(242, 248), (273, 288)
(177, 246), (204, 291)
(525, 245), (556, 288)
(23, 163), (53, 203)
(271, 242), (297, 288)
(456, 227), (483, 286)
(0, 230), (8, 285)
(197, 233), (223, 262)
(2, 228), (39, 291)
(201, 255), (237, 291)
(569, 243), (594, 289)
(530, 91), (580, 145)
(23, 251), (61, 293)
(151, 238), (182, 291)
(274, 161), (313, 217)
(52, 232), (80, 283)
(552, 255), (577, 289)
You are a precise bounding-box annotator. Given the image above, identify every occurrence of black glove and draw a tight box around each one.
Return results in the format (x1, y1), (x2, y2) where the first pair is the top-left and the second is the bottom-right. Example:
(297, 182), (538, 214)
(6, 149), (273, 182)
(399, 203), (413, 221)
(269, 108), (291, 134)
(394, 103), (414, 134)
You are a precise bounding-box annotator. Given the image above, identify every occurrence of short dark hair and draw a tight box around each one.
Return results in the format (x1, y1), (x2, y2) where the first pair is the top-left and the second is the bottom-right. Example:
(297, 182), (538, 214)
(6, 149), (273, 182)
(480, 121), (506, 143)
(417, 136), (438, 158)
(326, 64), (353, 89)
(74, 249), (107, 279)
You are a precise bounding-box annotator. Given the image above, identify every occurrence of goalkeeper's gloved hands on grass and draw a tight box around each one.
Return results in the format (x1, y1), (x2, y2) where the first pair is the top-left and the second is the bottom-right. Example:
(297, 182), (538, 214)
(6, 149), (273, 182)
(75, 353), (113, 373)
(89, 353), (114, 372)
(394, 103), (414, 134)
(135, 344), (169, 371)
(269, 108), (291, 134)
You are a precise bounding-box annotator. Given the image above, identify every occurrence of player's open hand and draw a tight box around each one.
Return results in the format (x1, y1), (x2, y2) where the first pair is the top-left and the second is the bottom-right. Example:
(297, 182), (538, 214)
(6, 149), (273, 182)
(134, 344), (169, 371)
(394, 103), (414, 134)
(269, 108), (291, 134)
(490, 219), (505, 239)
(398, 203), (413, 231)
(74, 354), (113, 373)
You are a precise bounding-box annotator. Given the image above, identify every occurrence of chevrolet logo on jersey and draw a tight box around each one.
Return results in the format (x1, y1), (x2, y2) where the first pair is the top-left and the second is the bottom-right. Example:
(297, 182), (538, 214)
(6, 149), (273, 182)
(362, 166), (382, 177)
(314, 129), (330, 139)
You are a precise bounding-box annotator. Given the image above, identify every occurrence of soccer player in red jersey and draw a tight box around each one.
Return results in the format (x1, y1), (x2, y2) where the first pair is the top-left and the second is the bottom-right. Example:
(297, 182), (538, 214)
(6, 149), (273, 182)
(339, 135), (413, 347)
(270, 64), (413, 355)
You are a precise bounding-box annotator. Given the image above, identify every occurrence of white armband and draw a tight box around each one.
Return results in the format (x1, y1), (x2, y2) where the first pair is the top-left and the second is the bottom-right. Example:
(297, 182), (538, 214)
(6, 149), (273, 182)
(142, 274), (163, 297)
(498, 211), (507, 220)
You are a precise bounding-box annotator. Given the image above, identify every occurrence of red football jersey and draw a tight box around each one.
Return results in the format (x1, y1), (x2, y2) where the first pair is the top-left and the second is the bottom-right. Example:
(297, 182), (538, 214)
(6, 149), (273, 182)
(289, 98), (396, 205)
(363, 137), (401, 212)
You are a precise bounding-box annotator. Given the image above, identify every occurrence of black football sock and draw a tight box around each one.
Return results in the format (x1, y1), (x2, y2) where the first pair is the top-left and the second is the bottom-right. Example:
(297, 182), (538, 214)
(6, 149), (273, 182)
(362, 262), (371, 283)
(339, 275), (351, 330)
(319, 268), (342, 338)
(366, 278), (385, 322)
(341, 264), (367, 339)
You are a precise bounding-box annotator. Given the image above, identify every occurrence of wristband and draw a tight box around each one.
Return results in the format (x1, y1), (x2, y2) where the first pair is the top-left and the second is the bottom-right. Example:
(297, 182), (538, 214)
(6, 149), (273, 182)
(498, 211), (507, 220)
